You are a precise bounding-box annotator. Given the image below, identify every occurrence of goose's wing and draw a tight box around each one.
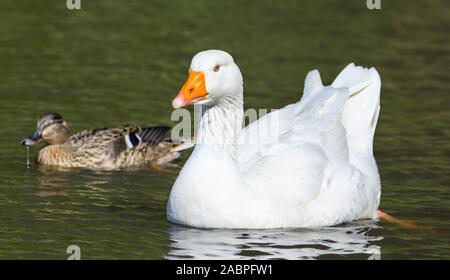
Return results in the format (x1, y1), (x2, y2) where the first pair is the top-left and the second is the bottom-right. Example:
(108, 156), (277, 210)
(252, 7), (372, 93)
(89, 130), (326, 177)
(237, 69), (348, 169)
(238, 70), (352, 203)
(238, 64), (381, 205)
(237, 69), (327, 160)
(237, 103), (297, 169)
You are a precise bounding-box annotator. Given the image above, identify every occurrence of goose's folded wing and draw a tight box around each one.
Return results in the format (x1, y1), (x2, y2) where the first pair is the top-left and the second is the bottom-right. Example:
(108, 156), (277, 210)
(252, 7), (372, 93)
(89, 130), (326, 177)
(237, 69), (355, 202)
(236, 69), (343, 169)
(237, 103), (297, 169)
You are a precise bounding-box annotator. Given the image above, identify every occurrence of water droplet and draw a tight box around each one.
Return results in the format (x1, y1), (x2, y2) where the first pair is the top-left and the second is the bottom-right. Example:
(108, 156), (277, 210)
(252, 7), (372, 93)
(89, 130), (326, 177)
(26, 146), (31, 168)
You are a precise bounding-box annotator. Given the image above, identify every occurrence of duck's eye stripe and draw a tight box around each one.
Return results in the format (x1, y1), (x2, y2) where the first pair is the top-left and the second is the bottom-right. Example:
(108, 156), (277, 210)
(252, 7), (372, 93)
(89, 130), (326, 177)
(41, 120), (63, 130)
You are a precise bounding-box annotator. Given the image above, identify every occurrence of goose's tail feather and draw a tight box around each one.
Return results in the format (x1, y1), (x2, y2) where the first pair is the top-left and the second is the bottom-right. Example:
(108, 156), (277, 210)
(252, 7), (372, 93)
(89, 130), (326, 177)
(332, 63), (381, 160)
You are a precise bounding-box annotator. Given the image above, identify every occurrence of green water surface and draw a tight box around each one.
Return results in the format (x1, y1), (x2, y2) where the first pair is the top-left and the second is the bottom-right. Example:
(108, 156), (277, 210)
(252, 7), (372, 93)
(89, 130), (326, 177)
(0, 0), (449, 259)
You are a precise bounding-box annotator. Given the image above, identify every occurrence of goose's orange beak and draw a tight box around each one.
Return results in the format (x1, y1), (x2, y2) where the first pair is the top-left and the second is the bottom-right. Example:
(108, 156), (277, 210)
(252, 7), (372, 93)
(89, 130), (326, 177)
(172, 71), (207, 109)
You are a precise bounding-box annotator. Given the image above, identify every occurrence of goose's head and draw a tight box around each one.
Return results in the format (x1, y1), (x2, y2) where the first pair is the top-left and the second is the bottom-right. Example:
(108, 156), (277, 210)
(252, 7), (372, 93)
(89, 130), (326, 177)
(21, 113), (70, 146)
(172, 50), (243, 109)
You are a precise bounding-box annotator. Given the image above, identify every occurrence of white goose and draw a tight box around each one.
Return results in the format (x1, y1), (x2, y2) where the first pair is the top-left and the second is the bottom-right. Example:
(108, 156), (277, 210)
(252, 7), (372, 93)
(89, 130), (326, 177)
(167, 50), (381, 229)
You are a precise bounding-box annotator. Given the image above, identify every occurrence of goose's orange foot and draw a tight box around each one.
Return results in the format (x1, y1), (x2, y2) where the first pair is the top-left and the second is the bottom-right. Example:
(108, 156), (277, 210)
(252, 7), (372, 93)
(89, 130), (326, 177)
(377, 209), (419, 229)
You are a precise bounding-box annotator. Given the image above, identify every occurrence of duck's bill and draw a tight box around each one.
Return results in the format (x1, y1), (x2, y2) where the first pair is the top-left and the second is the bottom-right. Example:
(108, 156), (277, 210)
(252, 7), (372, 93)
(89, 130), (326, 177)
(20, 130), (42, 146)
(172, 70), (208, 109)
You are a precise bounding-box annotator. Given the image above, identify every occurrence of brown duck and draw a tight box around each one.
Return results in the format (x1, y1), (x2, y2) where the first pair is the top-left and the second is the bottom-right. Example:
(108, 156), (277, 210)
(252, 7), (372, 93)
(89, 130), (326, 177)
(21, 113), (193, 169)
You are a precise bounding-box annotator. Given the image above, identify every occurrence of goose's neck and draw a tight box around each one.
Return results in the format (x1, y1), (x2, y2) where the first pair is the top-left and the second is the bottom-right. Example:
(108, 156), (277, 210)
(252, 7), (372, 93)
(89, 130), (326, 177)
(196, 94), (243, 160)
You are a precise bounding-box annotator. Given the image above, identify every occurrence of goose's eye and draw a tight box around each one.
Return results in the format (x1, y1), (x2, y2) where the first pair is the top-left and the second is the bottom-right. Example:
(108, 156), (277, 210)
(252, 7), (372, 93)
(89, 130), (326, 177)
(213, 65), (221, 72)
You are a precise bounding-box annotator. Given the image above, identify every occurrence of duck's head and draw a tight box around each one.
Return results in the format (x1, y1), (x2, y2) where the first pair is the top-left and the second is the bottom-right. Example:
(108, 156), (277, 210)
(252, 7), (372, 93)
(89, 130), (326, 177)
(172, 50), (243, 109)
(21, 113), (70, 146)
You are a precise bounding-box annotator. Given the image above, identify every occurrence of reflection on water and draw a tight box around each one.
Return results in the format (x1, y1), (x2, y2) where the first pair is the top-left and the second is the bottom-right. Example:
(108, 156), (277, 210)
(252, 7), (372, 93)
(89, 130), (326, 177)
(167, 221), (382, 260)
(36, 165), (113, 190)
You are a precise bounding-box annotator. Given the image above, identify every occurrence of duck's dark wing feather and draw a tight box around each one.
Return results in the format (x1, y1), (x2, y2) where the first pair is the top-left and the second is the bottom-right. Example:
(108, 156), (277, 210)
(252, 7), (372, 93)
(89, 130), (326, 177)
(137, 126), (171, 147)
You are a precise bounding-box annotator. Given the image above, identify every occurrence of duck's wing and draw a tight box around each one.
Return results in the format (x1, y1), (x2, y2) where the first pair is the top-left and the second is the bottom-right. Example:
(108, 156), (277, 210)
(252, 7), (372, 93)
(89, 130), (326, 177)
(69, 127), (108, 147)
(67, 125), (139, 167)
(70, 125), (171, 148)
(70, 124), (140, 150)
